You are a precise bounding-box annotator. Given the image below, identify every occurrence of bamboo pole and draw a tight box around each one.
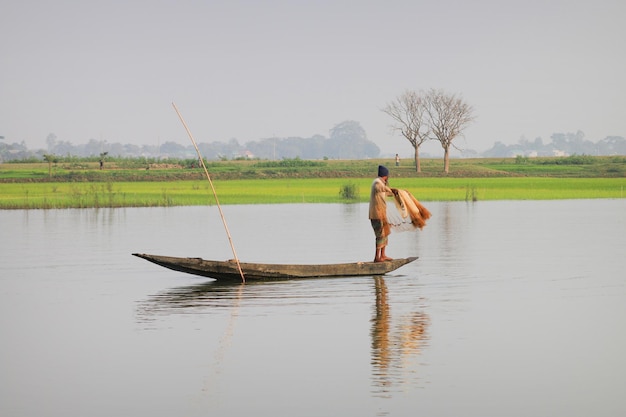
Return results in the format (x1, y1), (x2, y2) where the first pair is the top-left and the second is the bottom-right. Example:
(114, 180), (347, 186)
(171, 102), (245, 283)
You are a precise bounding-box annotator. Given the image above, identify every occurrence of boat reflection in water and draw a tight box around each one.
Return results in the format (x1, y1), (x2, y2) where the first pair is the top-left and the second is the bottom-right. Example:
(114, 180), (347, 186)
(136, 276), (430, 399)
(136, 281), (245, 320)
(371, 276), (430, 398)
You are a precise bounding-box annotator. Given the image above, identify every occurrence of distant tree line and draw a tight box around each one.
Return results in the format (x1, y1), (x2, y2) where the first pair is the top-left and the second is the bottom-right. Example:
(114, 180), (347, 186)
(0, 121), (380, 162)
(482, 131), (626, 157)
(1, 123), (624, 164)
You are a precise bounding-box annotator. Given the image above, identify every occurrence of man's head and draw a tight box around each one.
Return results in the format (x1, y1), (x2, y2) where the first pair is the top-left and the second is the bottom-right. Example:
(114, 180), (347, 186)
(378, 165), (389, 178)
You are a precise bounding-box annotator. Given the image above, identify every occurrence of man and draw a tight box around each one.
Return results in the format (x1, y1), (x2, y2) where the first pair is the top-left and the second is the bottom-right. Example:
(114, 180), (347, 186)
(369, 165), (398, 262)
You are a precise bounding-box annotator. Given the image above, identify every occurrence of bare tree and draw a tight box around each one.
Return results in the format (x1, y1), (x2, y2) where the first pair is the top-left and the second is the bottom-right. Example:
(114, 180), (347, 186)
(382, 90), (430, 172)
(424, 89), (475, 173)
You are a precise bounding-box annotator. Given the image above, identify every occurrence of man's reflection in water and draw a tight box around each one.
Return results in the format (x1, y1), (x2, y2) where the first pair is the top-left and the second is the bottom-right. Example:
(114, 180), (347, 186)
(371, 276), (429, 396)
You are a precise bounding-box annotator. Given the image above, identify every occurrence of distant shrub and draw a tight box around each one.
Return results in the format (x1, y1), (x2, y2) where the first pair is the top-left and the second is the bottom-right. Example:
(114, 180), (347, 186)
(563, 154), (594, 164)
(465, 185), (478, 201)
(538, 154), (595, 165)
(339, 183), (359, 200)
(255, 157), (326, 168)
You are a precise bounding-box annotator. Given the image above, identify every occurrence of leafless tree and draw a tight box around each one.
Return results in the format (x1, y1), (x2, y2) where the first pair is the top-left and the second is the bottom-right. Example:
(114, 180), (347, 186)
(424, 89), (475, 173)
(382, 90), (430, 172)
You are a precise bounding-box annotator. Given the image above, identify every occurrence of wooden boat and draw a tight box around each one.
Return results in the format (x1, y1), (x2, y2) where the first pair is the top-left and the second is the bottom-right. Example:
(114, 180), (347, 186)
(133, 253), (418, 282)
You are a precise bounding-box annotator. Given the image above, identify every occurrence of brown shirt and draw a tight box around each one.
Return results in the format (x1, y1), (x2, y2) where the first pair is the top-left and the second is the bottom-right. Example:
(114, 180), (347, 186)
(369, 177), (393, 220)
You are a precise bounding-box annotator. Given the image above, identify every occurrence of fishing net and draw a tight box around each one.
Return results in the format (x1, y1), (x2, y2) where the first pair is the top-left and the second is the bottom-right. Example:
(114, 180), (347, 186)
(387, 189), (432, 232)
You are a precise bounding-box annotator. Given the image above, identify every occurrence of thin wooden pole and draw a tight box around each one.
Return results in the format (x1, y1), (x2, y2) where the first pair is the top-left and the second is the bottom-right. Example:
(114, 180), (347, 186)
(171, 102), (245, 283)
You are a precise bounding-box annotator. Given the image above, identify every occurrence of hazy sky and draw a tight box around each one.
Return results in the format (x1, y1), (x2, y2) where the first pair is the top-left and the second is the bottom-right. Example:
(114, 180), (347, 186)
(2, 0), (625, 156)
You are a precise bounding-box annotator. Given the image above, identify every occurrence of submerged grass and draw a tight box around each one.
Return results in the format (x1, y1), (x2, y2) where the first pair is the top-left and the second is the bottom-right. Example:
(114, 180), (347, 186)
(1, 177), (624, 209)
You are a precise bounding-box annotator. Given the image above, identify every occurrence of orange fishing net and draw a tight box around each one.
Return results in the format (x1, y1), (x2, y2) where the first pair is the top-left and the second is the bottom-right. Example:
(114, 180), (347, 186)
(388, 189), (432, 231)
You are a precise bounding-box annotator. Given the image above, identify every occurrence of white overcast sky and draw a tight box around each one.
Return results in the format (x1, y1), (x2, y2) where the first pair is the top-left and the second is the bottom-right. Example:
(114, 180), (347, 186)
(1, 0), (625, 156)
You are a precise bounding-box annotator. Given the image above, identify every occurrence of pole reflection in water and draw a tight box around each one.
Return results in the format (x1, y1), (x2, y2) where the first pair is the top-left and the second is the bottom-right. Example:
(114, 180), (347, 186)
(371, 276), (430, 398)
(136, 281), (245, 406)
(201, 284), (243, 396)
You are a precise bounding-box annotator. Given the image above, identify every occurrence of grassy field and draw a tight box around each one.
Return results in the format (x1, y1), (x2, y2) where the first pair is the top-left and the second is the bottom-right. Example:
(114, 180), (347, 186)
(2, 155), (625, 180)
(0, 177), (623, 209)
(1, 156), (624, 209)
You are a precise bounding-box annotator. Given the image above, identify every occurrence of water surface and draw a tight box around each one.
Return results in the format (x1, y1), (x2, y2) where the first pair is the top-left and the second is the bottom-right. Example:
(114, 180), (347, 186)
(1, 200), (624, 416)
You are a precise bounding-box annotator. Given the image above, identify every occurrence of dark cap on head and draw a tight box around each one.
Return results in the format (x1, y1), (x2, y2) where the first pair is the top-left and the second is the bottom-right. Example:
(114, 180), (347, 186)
(378, 165), (389, 177)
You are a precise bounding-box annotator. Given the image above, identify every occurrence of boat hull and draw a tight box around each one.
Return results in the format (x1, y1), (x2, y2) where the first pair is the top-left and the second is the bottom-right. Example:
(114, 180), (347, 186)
(132, 253), (418, 281)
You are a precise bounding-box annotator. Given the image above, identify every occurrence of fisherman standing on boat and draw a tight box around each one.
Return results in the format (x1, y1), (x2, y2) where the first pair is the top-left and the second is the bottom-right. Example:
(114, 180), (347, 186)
(369, 165), (398, 262)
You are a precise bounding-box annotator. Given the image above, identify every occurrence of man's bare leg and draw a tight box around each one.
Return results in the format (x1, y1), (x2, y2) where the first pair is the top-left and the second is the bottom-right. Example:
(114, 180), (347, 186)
(380, 246), (393, 261)
(374, 247), (383, 262)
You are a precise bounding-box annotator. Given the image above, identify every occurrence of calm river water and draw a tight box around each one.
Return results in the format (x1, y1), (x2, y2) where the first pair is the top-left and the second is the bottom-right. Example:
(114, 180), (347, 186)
(1, 200), (625, 416)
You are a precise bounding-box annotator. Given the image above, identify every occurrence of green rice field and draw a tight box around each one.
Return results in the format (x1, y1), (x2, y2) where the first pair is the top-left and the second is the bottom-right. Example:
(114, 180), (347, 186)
(0, 177), (624, 209)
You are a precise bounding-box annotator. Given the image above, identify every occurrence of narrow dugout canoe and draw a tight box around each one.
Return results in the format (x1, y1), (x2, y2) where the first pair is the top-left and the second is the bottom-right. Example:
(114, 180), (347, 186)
(132, 253), (417, 282)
